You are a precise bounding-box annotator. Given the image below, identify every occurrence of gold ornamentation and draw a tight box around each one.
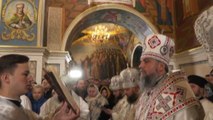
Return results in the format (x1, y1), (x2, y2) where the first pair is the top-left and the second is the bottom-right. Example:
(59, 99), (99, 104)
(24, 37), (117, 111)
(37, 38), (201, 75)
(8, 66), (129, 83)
(2, 29), (35, 41)
(1, 0), (37, 42)
(91, 25), (110, 43)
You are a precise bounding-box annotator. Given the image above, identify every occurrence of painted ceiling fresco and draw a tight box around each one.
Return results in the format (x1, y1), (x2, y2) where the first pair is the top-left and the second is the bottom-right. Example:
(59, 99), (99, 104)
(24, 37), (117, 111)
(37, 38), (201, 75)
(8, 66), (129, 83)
(46, 0), (213, 53)
(64, 8), (156, 51)
(71, 23), (139, 63)
(43, 0), (213, 80)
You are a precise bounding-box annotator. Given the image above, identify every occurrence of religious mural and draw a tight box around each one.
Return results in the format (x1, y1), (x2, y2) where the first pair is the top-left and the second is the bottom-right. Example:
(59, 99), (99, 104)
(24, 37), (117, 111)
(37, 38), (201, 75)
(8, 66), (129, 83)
(44, 0), (213, 65)
(70, 27), (138, 80)
(175, 0), (213, 52)
(135, 0), (213, 52)
(12, 0), (209, 52)
(135, 0), (174, 36)
(0, 0), (44, 46)
(81, 48), (127, 80)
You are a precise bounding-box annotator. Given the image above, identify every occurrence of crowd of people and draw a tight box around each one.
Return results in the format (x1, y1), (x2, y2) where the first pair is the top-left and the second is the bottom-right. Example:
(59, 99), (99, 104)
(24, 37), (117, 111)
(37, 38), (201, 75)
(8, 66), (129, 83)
(0, 5), (213, 119)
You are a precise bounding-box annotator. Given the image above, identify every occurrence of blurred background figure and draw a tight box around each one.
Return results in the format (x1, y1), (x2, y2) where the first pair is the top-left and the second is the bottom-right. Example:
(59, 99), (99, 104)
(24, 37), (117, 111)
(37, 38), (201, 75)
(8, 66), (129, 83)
(85, 84), (108, 120)
(188, 75), (208, 100)
(41, 78), (53, 100)
(188, 75), (213, 120)
(98, 86), (113, 120)
(205, 69), (213, 102)
(101, 75), (127, 120)
(100, 86), (111, 99)
(31, 85), (46, 114)
(73, 79), (88, 100)
(88, 78), (101, 88)
(120, 68), (141, 120)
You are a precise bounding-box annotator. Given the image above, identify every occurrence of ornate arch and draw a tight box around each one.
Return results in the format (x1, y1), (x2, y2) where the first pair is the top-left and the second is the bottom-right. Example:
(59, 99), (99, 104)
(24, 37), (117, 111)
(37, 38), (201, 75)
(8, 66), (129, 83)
(62, 4), (158, 51)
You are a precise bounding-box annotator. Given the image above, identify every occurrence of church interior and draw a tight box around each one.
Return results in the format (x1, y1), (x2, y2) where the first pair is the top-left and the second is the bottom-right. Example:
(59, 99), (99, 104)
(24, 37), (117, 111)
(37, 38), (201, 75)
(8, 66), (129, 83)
(0, 0), (212, 83)
(0, 0), (213, 120)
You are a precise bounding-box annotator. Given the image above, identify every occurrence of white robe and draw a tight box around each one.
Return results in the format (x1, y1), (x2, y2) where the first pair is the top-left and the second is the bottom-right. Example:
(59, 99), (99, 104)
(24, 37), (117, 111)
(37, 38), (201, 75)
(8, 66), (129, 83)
(200, 98), (213, 120)
(20, 95), (32, 110)
(86, 94), (108, 120)
(135, 71), (205, 120)
(0, 96), (42, 120)
(123, 103), (136, 120)
(111, 95), (129, 120)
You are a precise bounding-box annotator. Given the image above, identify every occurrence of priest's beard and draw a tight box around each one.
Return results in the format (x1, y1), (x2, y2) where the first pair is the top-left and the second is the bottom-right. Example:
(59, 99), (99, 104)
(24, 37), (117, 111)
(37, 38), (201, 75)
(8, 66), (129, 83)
(127, 93), (139, 104)
(140, 73), (160, 90)
(75, 88), (87, 98)
(114, 94), (123, 104)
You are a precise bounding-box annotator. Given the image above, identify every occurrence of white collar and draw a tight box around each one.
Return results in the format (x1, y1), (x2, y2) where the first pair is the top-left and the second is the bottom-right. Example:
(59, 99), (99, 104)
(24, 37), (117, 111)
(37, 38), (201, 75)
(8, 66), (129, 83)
(0, 95), (21, 102)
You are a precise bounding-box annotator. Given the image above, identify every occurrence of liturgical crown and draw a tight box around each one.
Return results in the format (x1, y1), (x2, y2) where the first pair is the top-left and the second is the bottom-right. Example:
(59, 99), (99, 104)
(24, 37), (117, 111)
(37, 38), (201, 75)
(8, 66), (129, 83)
(120, 67), (140, 89)
(141, 34), (175, 65)
(109, 75), (123, 90)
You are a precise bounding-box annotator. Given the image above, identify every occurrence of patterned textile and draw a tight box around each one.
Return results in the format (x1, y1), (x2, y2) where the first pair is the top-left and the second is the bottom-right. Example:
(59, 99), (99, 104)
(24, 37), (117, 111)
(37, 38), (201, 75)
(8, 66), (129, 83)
(140, 34), (175, 65)
(120, 68), (140, 89)
(124, 102), (137, 120)
(194, 6), (213, 52)
(86, 94), (108, 120)
(135, 71), (204, 120)
(112, 95), (129, 120)
(39, 95), (61, 119)
(194, 6), (213, 65)
(0, 96), (42, 120)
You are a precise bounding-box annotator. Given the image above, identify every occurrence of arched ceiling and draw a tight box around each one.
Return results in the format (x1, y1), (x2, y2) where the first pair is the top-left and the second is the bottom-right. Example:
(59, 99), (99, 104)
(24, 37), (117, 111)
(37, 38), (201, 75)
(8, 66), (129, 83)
(62, 4), (158, 52)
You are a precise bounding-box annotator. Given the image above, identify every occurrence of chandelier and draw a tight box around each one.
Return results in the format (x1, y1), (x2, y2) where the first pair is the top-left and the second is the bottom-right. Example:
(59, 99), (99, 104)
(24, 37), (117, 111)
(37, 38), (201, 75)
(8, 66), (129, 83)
(91, 25), (110, 43)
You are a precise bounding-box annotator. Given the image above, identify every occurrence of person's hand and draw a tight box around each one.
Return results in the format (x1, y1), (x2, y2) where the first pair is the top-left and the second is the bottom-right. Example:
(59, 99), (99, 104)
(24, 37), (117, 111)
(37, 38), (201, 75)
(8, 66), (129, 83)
(52, 102), (80, 120)
(102, 107), (112, 115)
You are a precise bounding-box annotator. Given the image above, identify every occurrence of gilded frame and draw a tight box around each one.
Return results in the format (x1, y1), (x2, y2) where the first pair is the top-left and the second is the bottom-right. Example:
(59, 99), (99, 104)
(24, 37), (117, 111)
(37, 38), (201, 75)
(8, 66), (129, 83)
(0, 0), (45, 47)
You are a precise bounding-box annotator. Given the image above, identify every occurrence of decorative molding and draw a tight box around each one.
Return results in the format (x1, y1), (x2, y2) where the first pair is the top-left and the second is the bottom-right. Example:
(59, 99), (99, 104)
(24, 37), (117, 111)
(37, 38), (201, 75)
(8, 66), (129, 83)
(0, 46), (48, 55)
(170, 47), (209, 69)
(46, 51), (71, 76)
